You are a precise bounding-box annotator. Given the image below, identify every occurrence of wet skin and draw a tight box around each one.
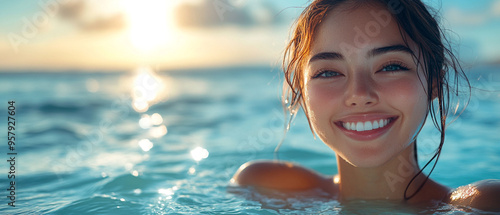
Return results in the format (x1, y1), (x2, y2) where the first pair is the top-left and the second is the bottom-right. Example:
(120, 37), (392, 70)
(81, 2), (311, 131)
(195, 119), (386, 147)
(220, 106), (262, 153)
(232, 2), (500, 212)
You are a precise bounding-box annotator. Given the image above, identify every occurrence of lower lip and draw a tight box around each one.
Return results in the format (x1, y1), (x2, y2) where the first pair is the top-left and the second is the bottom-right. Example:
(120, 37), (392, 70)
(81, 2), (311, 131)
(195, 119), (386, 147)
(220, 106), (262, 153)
(335, 117), (398, 141)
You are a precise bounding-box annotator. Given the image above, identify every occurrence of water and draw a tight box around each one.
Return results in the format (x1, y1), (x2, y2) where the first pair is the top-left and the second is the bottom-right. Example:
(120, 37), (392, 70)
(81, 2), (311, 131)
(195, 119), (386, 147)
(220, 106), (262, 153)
(0, 65), (499, 214)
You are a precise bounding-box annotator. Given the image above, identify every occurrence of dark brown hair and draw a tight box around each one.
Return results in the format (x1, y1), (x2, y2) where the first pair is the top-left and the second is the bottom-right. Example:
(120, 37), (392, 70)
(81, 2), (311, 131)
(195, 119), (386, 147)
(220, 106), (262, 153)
(281, 0), (470, 200)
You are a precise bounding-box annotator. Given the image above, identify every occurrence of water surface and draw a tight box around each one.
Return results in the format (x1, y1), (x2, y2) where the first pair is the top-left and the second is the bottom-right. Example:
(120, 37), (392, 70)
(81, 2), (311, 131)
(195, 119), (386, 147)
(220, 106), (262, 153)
(0, 66), (499, 214)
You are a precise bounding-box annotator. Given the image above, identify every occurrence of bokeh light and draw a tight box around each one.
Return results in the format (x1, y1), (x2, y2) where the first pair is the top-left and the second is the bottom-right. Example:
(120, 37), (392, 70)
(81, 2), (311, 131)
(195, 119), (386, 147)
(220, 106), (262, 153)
(138, 139), (154, 152)
(190, 147), (209, 161)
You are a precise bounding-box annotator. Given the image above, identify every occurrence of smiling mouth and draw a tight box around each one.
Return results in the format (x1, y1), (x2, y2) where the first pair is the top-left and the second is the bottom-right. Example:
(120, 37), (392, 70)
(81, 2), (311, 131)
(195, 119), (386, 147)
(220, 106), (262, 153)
(339, 117), (397, 132)
(334, 116), (398, 131)
(333, 116), (398, 141)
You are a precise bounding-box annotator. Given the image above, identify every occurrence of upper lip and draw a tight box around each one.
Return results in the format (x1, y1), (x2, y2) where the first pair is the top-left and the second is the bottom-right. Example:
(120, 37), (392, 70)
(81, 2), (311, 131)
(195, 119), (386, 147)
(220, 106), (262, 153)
(335, 113), (398, 123)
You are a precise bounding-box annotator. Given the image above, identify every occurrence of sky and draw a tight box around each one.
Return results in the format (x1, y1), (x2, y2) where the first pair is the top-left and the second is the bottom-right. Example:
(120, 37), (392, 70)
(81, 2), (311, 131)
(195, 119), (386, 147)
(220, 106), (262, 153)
(0, 0), (499, 72)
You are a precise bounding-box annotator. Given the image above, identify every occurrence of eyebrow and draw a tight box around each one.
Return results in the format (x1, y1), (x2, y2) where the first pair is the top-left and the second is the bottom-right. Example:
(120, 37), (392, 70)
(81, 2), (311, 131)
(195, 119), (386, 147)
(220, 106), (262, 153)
(308, 52), (343, 63)
(368, 44), (413, 57)
(308, 45), (414, 64)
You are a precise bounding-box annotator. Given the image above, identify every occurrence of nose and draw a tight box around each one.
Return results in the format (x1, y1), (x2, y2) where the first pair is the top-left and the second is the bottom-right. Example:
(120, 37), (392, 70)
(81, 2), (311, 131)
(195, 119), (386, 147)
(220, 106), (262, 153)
(344, 74), (379, 107)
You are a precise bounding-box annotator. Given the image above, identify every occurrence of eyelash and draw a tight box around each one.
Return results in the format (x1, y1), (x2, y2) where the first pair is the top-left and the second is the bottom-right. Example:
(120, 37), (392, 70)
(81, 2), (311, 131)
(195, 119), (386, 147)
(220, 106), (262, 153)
(379, 61), (410, 73)
(312, 70), (342, 79)
(311, 61), (410, 79)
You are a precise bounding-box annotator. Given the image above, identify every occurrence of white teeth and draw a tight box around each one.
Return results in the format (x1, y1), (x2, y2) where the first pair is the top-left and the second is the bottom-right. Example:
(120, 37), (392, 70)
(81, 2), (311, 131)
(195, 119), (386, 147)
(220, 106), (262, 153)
(349, 122), (355, 130)
(356, 122), (364, 131)
(342, 118), (392, 131)
(364, 121), (372, 130)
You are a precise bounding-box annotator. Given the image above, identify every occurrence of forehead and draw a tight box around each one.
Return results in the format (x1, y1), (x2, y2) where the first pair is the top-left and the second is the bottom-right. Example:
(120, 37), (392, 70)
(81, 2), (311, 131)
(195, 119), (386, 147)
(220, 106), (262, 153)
(311, 3), (411, 56)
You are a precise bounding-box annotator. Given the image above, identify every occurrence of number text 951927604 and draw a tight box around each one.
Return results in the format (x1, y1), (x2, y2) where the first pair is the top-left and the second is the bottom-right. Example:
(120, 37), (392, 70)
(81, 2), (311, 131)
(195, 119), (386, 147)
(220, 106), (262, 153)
(7, 100), (17, 207)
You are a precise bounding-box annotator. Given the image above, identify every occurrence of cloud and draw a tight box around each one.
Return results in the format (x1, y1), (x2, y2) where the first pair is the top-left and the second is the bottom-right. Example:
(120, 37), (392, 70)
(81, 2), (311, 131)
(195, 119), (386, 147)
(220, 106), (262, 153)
(58, 0), (126, 32)
(58, 0), (85, 20)
(78, 13), (126, 32)
(174, 0), (282, 28)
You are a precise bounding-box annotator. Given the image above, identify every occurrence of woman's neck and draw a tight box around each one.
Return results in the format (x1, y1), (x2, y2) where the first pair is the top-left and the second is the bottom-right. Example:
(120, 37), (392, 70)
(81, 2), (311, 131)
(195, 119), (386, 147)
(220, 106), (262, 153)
(336, 142), (425, 200)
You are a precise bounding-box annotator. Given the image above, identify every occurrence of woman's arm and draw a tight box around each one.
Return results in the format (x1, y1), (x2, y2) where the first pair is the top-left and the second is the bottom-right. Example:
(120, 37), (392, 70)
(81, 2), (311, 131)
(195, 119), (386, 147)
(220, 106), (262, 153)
(448, 179), (500, 212)
(231, 160), (331, 191)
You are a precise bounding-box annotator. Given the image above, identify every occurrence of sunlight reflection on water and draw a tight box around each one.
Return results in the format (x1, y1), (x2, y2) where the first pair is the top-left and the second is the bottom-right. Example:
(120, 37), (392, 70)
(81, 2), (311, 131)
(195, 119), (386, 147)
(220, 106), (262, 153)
(6, 66), (500, 214)
(131, 67), (165, 112)
(138, 139), (154, 152)
(129, 67), (172, 154)
(190, 146), (209, 162)
(149, 125), (168, 138)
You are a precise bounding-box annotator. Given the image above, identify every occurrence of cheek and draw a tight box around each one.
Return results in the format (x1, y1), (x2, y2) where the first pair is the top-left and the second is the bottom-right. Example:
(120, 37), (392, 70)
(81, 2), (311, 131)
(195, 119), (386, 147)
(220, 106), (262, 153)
(382, 77), (429, 135)
(305, 81), (344, 113)
(304, 82), (344, 134)
(306, 84), (342, 107)
(382, 78), (427, 105)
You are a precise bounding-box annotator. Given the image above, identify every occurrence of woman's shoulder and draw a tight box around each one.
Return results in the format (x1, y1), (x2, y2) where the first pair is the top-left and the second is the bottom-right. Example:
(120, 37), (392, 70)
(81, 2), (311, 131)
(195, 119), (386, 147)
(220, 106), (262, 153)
(231, 160), (336, 192)
(447, 179), (500, 212)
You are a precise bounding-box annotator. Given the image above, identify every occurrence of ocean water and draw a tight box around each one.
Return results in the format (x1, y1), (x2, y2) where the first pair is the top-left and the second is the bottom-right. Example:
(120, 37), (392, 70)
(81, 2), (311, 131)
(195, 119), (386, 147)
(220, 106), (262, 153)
(0, 66), (499, 214)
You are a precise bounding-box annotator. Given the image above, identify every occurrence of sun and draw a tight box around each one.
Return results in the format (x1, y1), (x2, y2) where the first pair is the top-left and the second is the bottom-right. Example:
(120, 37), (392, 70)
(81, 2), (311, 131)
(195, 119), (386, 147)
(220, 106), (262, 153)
(122, 0), (178, 52)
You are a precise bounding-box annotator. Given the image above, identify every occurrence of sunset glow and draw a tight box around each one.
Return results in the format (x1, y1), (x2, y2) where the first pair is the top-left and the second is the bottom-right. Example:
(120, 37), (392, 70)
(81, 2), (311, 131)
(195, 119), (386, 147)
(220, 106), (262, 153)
(122, 0), (177, 52)
(0, 1), (496, 71)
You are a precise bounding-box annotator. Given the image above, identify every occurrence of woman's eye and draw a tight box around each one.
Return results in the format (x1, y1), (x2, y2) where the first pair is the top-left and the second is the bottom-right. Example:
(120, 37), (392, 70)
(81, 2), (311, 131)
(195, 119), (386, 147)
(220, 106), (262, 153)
(380, 64), (409, 72)
(313, 70), (341, 78)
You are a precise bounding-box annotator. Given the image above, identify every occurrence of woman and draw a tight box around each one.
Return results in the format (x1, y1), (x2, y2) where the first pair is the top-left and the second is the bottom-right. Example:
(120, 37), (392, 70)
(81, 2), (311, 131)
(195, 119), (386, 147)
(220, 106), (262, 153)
(232, 0), (500, 211)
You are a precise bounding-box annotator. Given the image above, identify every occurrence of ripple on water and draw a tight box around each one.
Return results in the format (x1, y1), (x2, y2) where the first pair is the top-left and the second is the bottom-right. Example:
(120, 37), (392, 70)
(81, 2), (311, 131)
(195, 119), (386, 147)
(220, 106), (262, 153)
(53, 195), (144, 214)
(99, 174), (159, 193)
(4, 68), (500, 214)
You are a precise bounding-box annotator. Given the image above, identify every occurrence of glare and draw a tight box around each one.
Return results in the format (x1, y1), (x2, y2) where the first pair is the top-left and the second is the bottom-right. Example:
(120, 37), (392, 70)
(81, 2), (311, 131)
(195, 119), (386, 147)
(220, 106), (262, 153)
(123, 0), (176, 51)
(132, 68), (162, 102)
(149, 125), (168, 138)
(133, 100), (149, 113)
(131, 67), (164, 113)
(190, 147), (209, 161)
(450, 185), (478, 201)
(188, 167), (196, 175)
(334, 175), (340, 184)
(139, 114), (152, 129)
(151, 113), (164, 125)
(133, 189), (142, 195)
(158, 188), (175, 196)
(138, 139), (154, 152)
(131, 170), (139, 177)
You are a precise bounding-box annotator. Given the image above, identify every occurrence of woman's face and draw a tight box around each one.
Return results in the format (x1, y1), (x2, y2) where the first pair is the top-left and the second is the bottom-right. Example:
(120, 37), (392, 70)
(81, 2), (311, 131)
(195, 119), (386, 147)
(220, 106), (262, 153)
(304, 3), (429, 167)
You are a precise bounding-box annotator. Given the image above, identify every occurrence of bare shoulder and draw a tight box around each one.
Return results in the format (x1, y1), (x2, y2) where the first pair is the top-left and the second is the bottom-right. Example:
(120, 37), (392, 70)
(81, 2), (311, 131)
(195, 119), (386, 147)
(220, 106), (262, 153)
(448, 179), (500, 212)
(231, 160), (335, 192)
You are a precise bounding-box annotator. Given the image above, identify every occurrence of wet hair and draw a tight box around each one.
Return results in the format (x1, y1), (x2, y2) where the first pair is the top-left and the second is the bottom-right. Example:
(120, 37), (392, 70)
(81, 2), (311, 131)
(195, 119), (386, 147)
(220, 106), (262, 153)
(281, 0), (470, 200)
